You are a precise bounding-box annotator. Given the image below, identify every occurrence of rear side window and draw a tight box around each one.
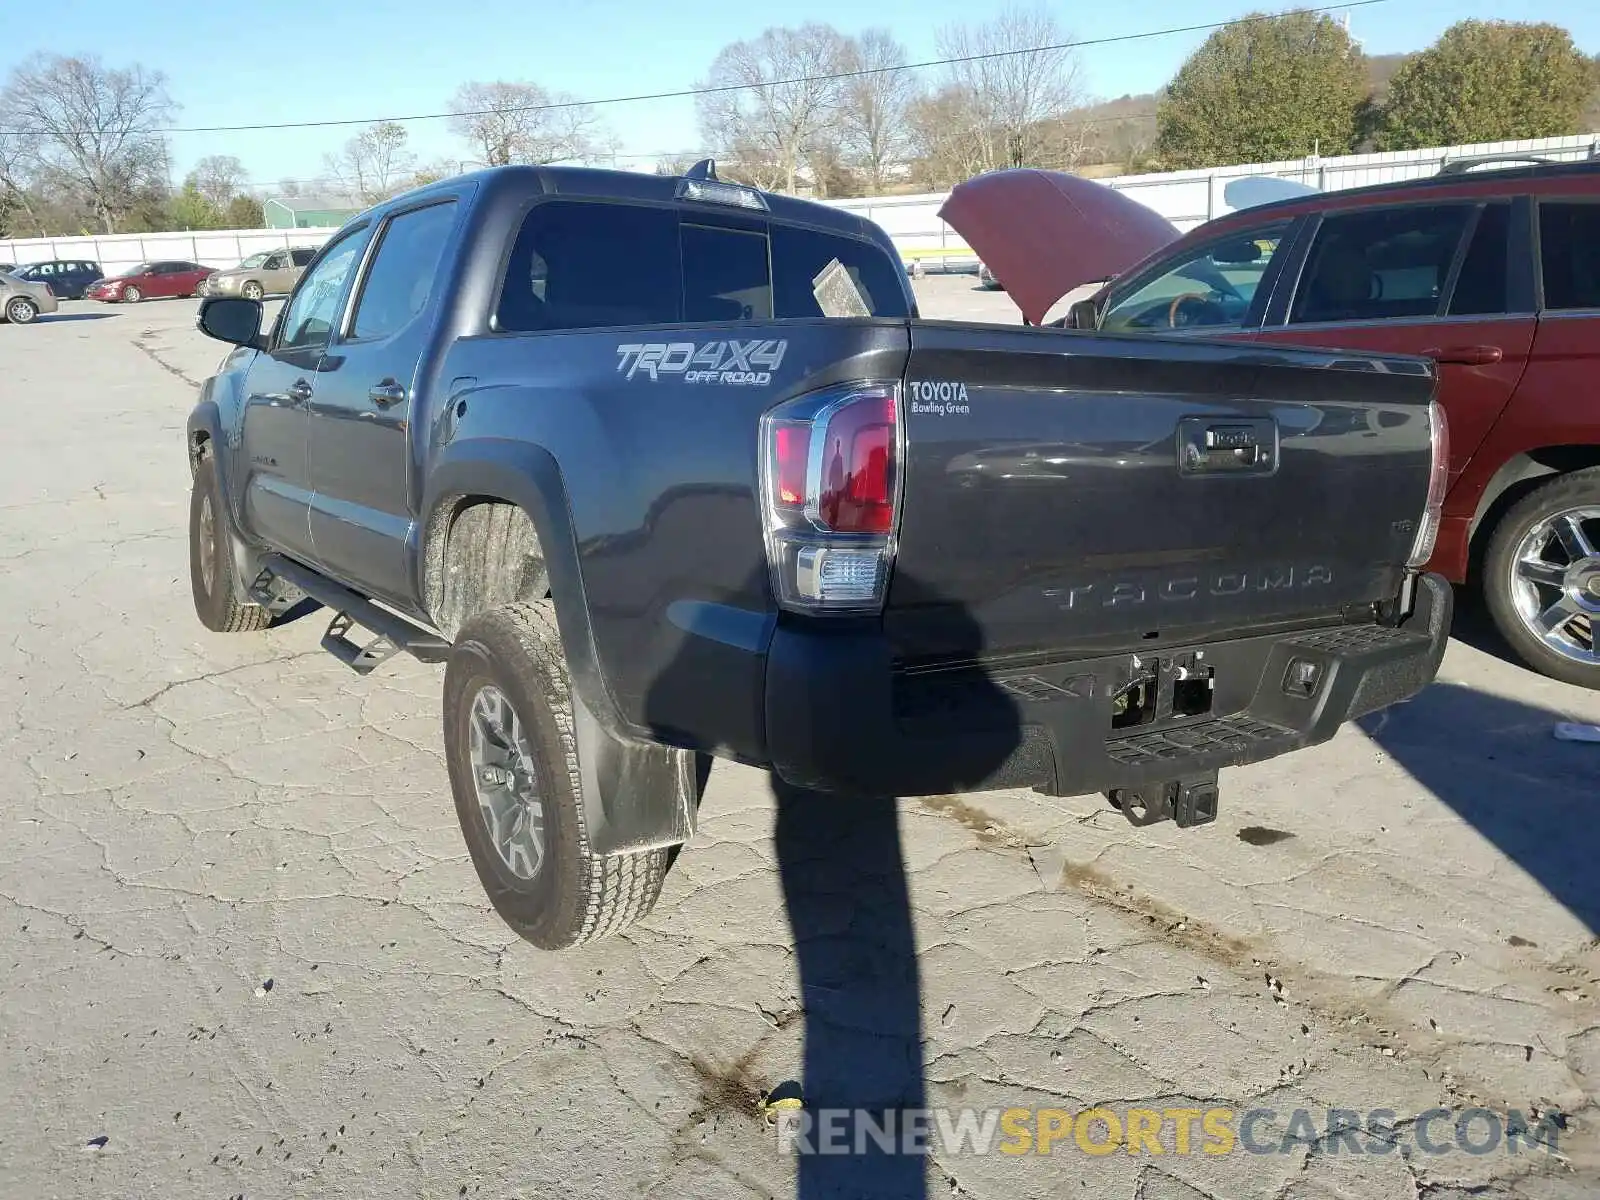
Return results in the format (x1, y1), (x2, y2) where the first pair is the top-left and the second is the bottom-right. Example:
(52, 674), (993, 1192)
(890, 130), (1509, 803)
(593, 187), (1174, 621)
(291, 249), (315, 266)
(350, 200), (458, 340)
(1446, 202), (1511, 316)
(1290, 205), (1473, 325)
(771, 225), (909, 319)
(497, 201), (681, 332)
(682, 222), (772, 321)
(1539, 203), (1600, 311)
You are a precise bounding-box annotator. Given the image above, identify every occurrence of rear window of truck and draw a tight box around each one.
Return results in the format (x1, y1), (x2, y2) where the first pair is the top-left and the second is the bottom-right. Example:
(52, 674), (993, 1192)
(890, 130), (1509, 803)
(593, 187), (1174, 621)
(494, 199), (908, 332)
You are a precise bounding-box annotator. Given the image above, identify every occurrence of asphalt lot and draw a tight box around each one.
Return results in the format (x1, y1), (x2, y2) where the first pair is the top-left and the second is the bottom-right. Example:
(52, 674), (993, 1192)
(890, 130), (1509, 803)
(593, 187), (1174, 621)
(2, 277), (1598, 1199)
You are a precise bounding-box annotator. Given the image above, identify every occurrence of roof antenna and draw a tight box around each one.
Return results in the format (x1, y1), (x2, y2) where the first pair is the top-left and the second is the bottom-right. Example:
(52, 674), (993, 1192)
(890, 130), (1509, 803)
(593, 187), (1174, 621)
(685, 158), (718, 181)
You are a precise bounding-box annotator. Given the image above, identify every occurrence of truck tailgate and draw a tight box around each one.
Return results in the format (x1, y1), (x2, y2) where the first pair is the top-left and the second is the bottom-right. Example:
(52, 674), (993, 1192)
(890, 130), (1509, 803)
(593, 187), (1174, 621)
(888, 322), (1438, 663)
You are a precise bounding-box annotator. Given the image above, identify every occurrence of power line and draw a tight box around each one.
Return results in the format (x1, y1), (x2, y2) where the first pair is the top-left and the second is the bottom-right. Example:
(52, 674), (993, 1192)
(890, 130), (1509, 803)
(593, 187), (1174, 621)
(0, 1), (1388, 139)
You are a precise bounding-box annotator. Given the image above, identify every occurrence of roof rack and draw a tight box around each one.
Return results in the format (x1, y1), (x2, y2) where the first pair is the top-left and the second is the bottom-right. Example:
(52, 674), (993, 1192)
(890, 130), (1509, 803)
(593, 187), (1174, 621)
(1437, 143), (1600, 176)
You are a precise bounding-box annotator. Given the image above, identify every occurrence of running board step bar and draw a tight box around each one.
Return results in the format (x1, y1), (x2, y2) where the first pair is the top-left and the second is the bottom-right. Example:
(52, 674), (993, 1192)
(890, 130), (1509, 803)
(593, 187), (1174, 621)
(259, 554), (451, 674)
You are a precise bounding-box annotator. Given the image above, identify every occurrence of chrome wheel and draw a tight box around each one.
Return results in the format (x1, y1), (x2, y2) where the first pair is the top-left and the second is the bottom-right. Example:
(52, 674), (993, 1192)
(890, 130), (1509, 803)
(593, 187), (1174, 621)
(468, 683), (546, 880)
(241, 282), (263, 301)
(197, 491), (216, 594)
(1508, 506), (1599, 666)
(7, 298), (37, 324)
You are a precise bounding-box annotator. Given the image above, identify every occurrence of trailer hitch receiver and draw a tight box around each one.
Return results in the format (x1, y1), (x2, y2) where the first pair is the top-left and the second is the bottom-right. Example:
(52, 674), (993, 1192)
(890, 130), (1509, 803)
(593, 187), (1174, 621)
(1106, 772), (1219, 829)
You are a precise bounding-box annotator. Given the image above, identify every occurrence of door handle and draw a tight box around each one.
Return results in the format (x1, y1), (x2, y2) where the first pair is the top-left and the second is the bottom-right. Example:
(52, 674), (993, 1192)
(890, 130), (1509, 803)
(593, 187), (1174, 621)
(1422, 344), (1502, 366)
(287, 379), (312, 404)
(369, 381), (406, 407)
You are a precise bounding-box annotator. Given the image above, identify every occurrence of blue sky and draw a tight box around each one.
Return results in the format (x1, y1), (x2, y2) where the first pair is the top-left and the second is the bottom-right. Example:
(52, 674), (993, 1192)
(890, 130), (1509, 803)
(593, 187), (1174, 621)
(5, 0), (1595, 193)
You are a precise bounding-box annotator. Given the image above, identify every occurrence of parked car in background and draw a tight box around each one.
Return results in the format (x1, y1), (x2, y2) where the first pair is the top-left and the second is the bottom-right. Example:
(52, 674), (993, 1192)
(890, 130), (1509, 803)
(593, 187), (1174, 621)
(0, 271), (60, 324)
(199, 247), (317, 300)
(8, 259), (103, 300)
(947, 158), (1600, 690)
(87, 261), (214, 304)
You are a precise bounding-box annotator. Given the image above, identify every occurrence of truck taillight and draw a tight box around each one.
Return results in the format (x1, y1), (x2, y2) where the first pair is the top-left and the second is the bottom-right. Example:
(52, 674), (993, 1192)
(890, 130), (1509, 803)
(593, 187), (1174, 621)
(760, 382), (902, 613)
(1406, 400), (1450, 568)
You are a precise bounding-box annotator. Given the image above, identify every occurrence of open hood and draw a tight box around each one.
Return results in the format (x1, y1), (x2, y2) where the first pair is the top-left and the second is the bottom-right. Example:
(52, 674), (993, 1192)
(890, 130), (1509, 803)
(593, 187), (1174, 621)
(938, 169), (1181, 325)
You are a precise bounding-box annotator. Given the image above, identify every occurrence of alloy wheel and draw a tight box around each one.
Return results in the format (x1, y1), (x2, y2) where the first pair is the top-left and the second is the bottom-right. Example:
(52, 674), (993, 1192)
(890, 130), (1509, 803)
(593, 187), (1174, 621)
(1508, 505), (1600, 666)
(467, 683), (547, 881)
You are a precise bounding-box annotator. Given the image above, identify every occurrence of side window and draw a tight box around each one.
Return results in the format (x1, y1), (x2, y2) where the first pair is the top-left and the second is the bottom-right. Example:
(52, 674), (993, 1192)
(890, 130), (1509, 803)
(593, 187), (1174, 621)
(1538, 202), (1600, 311)
(1446, 203), (1512, 316)
(349, 201), (459, 341)
(263, 252), (286, 270)
(276, 231), (366, 352)
(496, 201), (681, 332)
(682, 222), (771, 321)
(1100, 222), (1290, 333)
(770, 224), (910, 318)
(291, 249), (315, 267)
(1290, 206), (1473, 325)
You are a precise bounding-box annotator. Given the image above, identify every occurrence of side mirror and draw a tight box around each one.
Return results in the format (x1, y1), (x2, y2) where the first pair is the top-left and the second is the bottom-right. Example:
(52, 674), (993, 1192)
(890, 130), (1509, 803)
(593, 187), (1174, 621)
(198, 296), (264, 349)
(1068, 298), (1100, 330)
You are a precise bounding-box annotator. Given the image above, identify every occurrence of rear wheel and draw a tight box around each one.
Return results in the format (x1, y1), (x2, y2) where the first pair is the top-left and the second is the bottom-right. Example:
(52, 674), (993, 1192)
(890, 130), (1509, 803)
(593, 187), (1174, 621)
(5, 297), (38, 324)
(189, 453), (272, 634)
(1482, 468), (1600, 690)
(123, 285), (142, 303)
(241, 281), (264, 301)
(443, 602), (672, 949)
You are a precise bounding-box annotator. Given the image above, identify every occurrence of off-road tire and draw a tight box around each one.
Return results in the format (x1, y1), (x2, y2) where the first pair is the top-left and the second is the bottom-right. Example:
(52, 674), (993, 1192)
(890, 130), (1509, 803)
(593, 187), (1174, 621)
(5, 297), (39, 324)
(443, 602), (672, 949)
(241, 281), (264, 301)
(1482, 467), (1600, 691)
(189, 453), (272, 633)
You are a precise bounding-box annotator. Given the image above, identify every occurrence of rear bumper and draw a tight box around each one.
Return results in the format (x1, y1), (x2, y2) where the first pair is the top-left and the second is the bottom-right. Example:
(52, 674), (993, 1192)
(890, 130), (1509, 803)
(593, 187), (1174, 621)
(762, 573), (1453, 797)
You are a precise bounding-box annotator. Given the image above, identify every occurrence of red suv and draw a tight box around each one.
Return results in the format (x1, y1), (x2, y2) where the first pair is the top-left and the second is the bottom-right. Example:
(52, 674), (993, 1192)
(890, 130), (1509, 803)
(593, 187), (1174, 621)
(949, 160), (1600, 689)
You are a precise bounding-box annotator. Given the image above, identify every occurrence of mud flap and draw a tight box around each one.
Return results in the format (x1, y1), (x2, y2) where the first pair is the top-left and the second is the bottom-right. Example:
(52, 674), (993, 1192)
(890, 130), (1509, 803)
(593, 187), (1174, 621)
(572, 689), (700, 856)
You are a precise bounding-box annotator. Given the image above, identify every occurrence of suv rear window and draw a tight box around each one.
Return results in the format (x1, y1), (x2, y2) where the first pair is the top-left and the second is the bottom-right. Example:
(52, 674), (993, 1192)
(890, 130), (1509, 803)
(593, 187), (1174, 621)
(1538, 203), (1600, 311)
(495, 200), (909, 332)
(1290, 205), (1473, 325)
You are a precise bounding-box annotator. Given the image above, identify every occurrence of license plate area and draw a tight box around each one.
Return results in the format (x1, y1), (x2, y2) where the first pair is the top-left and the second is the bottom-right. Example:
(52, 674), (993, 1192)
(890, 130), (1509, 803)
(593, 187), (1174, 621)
(1110, 651), (1217, 731)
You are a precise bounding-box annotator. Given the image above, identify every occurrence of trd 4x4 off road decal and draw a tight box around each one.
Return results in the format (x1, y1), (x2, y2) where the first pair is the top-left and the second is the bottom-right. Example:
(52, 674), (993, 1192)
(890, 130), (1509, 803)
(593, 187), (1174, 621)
(616, 339), (787, 385)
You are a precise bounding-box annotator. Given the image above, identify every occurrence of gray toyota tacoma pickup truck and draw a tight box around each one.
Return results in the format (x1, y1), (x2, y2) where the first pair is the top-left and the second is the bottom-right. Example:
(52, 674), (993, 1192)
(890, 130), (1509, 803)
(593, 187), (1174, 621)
(186, 161), (1453, 950)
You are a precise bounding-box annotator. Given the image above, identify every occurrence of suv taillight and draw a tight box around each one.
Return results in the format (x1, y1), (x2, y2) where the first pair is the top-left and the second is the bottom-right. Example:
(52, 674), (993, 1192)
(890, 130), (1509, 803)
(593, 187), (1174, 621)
(760, 381), (902, 613)
(1406, 399), (1450, 568)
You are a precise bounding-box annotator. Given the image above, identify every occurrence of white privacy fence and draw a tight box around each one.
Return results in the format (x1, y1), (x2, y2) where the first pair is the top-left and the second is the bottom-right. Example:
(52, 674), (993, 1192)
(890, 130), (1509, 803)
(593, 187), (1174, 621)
(0, 227), (343, 280)
(828, 133), (1600, 267)
(3, 133), (1596, 278)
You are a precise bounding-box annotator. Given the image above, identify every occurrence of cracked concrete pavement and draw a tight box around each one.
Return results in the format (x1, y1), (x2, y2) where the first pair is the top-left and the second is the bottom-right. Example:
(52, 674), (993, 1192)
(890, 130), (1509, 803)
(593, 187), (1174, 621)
(2, 279), (1597, 1199)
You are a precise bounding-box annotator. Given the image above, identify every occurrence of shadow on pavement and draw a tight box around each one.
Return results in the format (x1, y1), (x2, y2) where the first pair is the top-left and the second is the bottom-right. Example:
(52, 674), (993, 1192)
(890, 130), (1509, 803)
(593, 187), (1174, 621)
(637, 542), (1020, 1199)
(1442, 583), (1527, 672)
(36, 312), (117, 323)
(1358, 681), (1599, 932)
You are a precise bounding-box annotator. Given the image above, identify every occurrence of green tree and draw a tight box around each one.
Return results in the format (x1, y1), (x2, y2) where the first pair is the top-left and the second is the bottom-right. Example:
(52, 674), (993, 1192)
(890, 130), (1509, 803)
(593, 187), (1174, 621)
(223, 194), (264, 228)
(1374, 21), (1595, 150)
(1155, 10), (1367, 169)
(166, 180), (221, 229)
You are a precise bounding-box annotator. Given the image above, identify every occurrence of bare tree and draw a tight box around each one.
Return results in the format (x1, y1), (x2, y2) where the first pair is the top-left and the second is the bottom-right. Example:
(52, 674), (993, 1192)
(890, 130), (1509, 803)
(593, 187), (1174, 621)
(447, 81), (613, 166)
(0, 53), (174, 233)
(323, 121), (416, 205)
(0, 130), (43, 237)
(935, 5), (1086, 173)
(839, 29), (917, 194)
(696, 23), (854, 194)
(906, 86), (994, 189)
(189, 154), (249, 209)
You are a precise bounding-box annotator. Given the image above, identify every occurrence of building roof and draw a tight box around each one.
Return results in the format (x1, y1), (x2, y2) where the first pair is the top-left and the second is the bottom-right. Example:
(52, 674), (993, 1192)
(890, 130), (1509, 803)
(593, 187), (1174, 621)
(264, 194), (363, 212)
